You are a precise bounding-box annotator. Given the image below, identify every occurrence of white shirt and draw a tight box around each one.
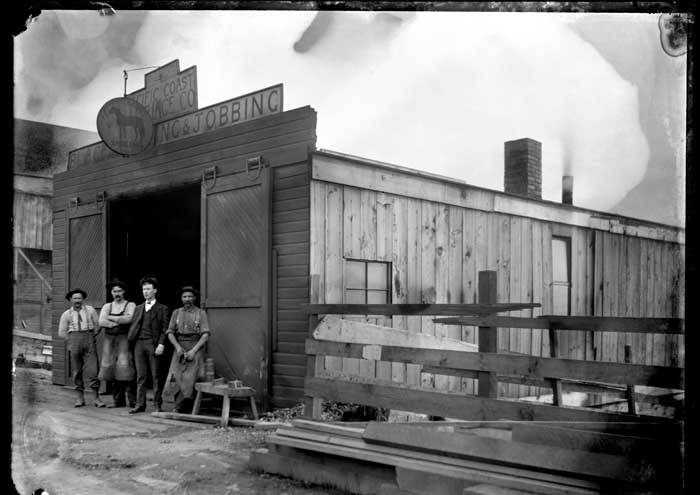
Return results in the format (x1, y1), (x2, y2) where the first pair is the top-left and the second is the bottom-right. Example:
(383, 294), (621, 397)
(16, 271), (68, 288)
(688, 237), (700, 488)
(145, 299), (156, 312)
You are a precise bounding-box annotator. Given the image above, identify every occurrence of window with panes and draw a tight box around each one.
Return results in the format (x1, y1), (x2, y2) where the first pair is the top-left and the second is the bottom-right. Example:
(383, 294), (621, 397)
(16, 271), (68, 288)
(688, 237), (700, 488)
(344, 259), (392, 304)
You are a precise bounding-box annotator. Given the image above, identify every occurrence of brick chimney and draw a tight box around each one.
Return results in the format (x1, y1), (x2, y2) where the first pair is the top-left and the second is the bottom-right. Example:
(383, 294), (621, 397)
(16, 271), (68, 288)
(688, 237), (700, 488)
(504, 138), (542, 199)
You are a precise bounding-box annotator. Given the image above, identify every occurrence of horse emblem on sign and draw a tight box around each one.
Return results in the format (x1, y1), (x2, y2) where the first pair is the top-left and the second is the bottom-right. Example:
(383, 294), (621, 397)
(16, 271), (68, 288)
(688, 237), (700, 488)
(97, 97), (154, 156)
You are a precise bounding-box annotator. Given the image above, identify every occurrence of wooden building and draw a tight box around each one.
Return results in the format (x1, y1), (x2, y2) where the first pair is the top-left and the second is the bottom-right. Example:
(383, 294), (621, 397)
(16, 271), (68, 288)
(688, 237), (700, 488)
(13, 119), (97, 363)
(52, 68), (684, 409)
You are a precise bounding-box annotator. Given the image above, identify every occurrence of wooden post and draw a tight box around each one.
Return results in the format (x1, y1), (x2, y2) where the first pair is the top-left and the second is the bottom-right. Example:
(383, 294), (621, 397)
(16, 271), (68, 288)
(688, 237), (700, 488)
(477, 271), (498, 398)
(303, 275), (324, 419)
(624, 345), (637, 415)
(548, 326), (563, 406)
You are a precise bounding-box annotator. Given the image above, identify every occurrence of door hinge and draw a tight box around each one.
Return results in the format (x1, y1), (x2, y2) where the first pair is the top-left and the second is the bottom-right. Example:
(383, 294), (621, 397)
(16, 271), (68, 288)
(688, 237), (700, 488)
(96, 191), (106, 210)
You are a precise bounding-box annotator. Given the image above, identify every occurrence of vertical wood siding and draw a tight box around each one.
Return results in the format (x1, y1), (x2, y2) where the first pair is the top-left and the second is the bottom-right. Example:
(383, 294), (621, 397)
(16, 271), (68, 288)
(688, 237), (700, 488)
(13, 192), (53, 250)
(310, 180), (684, 398)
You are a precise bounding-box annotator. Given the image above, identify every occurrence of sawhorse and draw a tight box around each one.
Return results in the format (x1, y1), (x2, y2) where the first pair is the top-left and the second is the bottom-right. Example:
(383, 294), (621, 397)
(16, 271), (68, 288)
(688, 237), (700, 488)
(192, 381), (258, 427)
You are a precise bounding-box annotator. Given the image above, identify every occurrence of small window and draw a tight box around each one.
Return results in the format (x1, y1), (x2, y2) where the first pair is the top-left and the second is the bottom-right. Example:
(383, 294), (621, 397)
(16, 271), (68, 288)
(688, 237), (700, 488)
(345, 259), (391, 304)
(552, 236), (571, 315)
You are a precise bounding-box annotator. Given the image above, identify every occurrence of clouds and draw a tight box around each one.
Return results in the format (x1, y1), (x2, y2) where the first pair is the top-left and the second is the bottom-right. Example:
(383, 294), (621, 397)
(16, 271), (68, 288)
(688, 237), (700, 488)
(15, 11), (680, 221)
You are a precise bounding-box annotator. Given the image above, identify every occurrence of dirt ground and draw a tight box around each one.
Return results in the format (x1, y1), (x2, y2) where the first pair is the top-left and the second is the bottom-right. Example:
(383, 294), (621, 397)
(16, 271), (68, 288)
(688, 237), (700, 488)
(11, 366), (343, 495)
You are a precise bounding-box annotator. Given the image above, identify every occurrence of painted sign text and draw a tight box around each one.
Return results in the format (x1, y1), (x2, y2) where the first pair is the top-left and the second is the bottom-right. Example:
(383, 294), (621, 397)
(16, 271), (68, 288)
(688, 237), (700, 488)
(128, 66), (198, 123)
(156, 84), (283, 145)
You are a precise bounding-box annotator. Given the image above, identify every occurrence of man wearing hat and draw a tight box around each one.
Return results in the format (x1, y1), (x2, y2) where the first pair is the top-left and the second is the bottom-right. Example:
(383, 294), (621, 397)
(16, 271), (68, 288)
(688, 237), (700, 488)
(127, 276), (170, 414)
(166, 286), (211, 413)
(98, 279), (137, 408)
(58, 288), (104, 407)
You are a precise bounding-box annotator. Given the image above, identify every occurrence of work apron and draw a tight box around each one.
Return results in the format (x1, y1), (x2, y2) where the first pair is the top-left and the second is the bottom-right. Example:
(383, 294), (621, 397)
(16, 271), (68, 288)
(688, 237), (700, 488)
(98, 304), (135, 382)
(169, 336), (206, 399)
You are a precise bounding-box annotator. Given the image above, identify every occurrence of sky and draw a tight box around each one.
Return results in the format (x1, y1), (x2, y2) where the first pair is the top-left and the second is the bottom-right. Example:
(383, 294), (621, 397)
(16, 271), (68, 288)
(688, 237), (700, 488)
(13, 9), (686, 227)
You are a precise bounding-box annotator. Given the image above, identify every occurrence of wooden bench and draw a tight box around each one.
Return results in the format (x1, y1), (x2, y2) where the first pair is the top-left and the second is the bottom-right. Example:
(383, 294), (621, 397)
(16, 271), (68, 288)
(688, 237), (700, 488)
(191, 381), (259, 427)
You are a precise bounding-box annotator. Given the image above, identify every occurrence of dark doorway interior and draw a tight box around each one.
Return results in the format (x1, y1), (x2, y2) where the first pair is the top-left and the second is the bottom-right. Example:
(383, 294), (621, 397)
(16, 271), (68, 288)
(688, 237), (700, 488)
(108, 184), (200, 310)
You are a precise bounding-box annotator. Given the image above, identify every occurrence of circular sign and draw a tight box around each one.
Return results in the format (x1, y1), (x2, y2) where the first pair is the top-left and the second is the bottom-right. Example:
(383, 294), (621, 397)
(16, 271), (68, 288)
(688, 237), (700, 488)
(97, 97), (154, 156)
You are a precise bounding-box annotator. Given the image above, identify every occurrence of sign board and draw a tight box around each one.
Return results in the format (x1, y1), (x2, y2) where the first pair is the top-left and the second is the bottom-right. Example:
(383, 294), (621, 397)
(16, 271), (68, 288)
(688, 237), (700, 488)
(127, 60), (198, 123)
(96, 97), (154, 156)
(68, 141), (119, 170)
(156, 84), (283, 145)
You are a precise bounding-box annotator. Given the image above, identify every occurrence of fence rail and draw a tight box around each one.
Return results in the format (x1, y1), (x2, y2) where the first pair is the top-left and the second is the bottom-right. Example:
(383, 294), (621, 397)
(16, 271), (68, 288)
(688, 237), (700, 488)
(433, 315), (684, 334)
(303, 270), (684, 422)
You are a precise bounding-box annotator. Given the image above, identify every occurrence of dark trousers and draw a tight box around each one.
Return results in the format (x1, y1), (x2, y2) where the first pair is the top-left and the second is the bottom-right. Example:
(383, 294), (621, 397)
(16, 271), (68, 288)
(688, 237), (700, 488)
(133, 339), (165, 408)
(112, 380), (136, 406)
(68, 331), (100, 392)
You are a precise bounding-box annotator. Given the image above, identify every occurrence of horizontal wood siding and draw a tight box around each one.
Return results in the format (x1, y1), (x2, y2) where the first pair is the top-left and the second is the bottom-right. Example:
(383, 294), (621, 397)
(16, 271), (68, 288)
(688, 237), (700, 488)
(271, 161), (311, 408)
(51, 107), (317, 394)
(310, 178), (684, 399)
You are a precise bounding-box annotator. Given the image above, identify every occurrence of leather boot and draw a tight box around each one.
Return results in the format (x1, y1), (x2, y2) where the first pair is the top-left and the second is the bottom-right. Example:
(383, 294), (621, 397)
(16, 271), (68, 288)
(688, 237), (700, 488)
(74, 390), (85, 407)
(92, 390), (106, 408)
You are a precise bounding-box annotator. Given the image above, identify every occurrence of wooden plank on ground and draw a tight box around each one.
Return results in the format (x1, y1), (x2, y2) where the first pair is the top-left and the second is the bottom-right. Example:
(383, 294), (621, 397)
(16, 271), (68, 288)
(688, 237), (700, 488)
(249, 446), (397, 495)
(301, 303), (541, 316)
(362, 422), (655, 482)
(509, 423), (679, 459)
(431, 316), (684, 334)
(268, 435), (600, 495)
(150, 411), (281, 428)
(304, 340), (683, 389)
(304, 377), (665, 423)
(463, 484), (541, 495)
(289, 419), (365, 438)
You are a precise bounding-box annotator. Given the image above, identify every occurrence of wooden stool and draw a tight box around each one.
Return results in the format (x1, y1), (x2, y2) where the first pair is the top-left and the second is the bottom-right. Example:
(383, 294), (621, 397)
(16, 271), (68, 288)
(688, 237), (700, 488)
(191, 381), (258, 427)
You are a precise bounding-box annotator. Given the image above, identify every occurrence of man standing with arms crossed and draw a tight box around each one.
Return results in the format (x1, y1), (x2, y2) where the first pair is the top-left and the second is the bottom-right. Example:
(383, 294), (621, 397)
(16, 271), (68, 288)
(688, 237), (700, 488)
(58, 288), (105, 407)
(127, 277), (170, 414)
(98, 279), (137, 408)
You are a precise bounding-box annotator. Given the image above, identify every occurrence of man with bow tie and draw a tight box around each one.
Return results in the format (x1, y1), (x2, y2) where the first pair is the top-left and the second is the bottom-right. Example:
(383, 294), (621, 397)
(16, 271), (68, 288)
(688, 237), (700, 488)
(127, 276), (170, 413)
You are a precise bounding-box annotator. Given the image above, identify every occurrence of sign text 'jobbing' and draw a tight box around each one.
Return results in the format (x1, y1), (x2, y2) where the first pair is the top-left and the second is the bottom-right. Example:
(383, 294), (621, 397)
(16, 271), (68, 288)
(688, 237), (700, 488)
(156, 85), (282, 145)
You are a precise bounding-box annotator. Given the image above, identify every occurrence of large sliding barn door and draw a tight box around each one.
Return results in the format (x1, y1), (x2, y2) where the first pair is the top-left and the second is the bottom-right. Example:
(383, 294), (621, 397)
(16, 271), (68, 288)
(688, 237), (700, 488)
(201, 167), (272, 405)
(65, 199), (107, 385)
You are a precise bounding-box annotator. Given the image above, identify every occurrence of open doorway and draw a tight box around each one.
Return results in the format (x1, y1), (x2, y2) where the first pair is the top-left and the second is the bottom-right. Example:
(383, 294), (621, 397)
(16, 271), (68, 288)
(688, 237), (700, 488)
(108, 183), (200, 310)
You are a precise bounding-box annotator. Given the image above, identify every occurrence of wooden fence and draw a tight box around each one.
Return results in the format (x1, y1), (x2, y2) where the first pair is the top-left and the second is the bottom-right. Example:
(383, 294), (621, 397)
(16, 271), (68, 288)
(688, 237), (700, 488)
(302, 270), (684, 422)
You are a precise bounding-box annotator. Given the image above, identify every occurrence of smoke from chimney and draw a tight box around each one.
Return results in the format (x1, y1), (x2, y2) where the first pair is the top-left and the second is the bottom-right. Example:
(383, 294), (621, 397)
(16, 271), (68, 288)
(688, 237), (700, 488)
(562, 175), (573, 205)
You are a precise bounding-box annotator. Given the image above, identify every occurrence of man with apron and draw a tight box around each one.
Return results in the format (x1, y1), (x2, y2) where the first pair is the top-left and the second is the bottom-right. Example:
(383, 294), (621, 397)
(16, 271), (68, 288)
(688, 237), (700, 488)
(166, 286), (210, 413)
(98, 279), (137, 408)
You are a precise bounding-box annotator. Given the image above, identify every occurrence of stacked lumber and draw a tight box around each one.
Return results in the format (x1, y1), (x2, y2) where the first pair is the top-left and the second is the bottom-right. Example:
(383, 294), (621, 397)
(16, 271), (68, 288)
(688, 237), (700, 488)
(249, 419), (682, 495)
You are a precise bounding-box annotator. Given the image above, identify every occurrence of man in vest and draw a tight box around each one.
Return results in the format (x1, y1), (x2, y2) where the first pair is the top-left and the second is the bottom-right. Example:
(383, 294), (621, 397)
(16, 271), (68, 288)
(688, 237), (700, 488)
(127, 277), (170, 414)
(58, 288), (105, 407)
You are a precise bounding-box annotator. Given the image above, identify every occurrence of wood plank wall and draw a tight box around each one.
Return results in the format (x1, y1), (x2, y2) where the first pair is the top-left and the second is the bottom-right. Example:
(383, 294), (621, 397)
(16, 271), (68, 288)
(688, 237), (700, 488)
(271, 162), (311, 408)
(310, 181), (684, 399)
(51, 107), (317, 388)
(14, 192), (53, 250)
